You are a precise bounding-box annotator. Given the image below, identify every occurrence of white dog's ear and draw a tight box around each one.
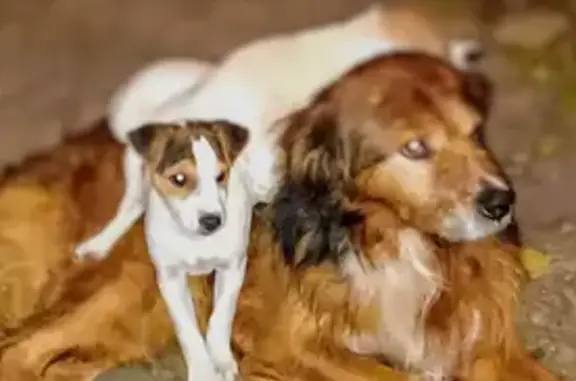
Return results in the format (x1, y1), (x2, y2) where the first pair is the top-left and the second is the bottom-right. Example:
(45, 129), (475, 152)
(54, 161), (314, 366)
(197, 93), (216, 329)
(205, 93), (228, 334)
(214, 122), (250, 163)
(127, 123), (172, 156)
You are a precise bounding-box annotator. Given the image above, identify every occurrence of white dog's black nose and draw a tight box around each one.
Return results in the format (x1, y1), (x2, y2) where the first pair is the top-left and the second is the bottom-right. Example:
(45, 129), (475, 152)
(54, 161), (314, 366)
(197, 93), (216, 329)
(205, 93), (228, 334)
(198, 213), (222, 233)
(475, 186), (515, 221)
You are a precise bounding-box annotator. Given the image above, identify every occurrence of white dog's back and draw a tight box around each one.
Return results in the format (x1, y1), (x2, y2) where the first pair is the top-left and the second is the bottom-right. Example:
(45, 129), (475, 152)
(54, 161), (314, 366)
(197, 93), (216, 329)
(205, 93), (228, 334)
(108, 59), (213, 142)
(107, 4), (480, 201)
(153, 5), (394, 128)
(152, 4), (477, 132)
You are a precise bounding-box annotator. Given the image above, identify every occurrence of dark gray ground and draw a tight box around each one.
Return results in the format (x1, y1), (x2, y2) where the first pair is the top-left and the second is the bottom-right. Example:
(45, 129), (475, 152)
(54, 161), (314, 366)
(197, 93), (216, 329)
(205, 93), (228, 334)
(0, 0), (575, 380)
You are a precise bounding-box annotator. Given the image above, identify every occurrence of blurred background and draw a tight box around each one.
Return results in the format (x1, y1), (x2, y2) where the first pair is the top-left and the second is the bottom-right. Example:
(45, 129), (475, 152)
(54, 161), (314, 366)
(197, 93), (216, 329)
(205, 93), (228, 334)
(0, 0), (575, 379)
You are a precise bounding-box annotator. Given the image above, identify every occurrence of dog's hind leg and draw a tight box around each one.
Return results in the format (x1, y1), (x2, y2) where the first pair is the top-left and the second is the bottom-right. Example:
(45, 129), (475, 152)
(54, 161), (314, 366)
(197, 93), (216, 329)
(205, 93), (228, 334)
(75, 145), (144, 260)
(75, 59), (215, 261)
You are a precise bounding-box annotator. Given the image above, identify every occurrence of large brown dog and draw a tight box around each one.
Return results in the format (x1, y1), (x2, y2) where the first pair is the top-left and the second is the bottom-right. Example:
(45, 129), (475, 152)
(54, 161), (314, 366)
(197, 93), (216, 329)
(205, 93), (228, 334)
(236, 53), (555, 380)
(0, 53), (555, 381)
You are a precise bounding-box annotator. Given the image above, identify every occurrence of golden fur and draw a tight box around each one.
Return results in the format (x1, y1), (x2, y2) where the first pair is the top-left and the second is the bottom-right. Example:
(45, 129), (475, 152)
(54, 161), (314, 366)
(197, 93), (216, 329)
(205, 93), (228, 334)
(236, 52), (555, 380)
(0, 53), (555, 381)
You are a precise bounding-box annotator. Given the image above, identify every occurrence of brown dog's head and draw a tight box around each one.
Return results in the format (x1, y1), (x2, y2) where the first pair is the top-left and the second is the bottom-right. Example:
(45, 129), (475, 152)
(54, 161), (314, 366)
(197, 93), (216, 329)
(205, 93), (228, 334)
(128, 120), (249, 235)
(277, 52), (513, 247)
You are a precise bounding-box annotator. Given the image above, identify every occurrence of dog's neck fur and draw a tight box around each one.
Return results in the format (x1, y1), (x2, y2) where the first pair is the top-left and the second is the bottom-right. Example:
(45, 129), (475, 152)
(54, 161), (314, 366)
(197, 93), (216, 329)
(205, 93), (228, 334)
(270, 180), (524, 380)
(343, 225), (447, 378)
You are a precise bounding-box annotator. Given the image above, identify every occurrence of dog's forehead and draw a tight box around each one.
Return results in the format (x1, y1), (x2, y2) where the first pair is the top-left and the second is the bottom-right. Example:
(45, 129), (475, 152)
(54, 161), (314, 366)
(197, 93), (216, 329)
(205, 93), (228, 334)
(337, 55), (481, 137)
(152, 123), (228, 172)
(191, 136), (219, 170)
(154, 128), (195, 172)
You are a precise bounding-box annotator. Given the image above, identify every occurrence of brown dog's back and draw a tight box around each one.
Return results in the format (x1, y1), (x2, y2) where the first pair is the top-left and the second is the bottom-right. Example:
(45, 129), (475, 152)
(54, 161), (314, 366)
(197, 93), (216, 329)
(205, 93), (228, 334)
(0, 123), (202, 380)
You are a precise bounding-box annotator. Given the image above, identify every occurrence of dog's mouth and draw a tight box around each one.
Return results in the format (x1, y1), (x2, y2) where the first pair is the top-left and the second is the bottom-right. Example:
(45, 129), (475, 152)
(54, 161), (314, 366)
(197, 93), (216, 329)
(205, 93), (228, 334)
(438, 205), (514, 242)
(197, 225), (224, 236)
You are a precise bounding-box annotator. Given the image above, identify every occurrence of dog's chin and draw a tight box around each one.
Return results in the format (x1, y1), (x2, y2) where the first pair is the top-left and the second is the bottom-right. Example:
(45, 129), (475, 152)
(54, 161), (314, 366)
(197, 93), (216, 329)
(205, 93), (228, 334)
(198, 226), (223, 237)
(439, 208), (513, 242)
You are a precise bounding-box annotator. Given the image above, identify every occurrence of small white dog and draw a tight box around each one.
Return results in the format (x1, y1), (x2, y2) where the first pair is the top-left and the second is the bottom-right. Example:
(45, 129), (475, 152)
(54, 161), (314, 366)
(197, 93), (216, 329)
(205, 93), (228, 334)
(75, 3), (483, 381)
(127, 119), (252, 381)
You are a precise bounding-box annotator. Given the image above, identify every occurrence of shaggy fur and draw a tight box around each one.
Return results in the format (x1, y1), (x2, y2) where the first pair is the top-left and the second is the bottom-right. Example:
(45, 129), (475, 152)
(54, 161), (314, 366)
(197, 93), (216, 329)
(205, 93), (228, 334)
(237, 52), (555, 380)
(0, 53), (556, 381)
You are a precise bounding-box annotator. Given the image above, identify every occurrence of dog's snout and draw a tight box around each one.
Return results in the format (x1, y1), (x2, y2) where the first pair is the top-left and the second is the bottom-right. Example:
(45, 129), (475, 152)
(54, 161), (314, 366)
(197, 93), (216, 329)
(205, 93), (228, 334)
(198, 213), (222, 233)
(475, 186), (515, 221)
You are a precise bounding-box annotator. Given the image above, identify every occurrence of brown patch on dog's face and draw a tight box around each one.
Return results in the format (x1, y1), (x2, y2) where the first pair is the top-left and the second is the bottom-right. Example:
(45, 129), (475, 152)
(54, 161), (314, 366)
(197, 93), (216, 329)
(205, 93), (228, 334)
(128, 120), (249, 234)
(128, 121), (249, 199)
(281, 52), (514, 242)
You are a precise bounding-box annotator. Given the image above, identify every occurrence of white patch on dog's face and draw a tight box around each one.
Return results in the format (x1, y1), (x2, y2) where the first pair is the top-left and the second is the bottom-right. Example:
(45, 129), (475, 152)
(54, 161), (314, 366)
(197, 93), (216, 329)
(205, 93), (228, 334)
(167, 136), (227, 235)
(439, 202), (513, 242)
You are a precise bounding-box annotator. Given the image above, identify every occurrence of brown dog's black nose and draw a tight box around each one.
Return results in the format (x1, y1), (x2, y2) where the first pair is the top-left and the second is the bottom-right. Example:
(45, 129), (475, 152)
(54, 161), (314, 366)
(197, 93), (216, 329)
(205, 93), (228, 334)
(475, 187), (515, 221)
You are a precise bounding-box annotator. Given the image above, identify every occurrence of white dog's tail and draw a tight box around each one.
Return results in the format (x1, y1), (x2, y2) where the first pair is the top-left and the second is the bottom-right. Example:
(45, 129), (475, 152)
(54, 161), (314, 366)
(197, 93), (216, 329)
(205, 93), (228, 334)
(448, 39), (484, 71)
(108, 59), (214, 143)
(343, 3), (386, 37)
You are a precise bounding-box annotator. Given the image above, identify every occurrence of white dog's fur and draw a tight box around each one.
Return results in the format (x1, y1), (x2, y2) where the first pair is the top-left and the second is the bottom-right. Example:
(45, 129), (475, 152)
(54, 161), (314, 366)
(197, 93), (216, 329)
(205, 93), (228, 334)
(75, 4), (483, 381)
(143, 128), (252, 381)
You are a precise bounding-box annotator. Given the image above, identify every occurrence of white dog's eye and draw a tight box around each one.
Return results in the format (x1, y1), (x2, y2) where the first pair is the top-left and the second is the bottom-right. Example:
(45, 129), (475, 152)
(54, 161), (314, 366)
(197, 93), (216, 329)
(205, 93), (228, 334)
(216, 171), (226, 183)
(169, 173), (187, 187)
(400, 139), (431, 160)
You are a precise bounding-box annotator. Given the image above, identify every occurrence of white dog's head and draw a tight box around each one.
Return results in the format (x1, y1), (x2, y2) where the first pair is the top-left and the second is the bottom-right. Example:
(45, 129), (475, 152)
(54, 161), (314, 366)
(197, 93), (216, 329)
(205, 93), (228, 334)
(129, 120), (249, 235)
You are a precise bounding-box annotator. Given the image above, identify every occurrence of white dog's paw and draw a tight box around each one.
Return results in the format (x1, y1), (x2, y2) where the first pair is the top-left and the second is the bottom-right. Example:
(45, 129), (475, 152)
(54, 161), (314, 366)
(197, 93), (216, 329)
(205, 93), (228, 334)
(215, 355), (238, 381)
(207, 339), (238, 381)
(74, 237), (112, 261)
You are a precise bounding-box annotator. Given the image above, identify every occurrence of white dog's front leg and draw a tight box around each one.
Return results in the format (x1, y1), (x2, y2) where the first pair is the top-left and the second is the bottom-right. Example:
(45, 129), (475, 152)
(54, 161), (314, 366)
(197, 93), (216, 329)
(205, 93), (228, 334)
(75, 146), (145, 260)
(158, 267), (222, 381)
(206, 255), (247, 381)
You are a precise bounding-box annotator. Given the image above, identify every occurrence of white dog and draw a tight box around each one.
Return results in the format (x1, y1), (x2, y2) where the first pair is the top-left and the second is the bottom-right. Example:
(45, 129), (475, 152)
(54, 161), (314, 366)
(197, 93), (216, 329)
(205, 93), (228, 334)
(75, 3), (482, 381)
(123, 118), (252, 381)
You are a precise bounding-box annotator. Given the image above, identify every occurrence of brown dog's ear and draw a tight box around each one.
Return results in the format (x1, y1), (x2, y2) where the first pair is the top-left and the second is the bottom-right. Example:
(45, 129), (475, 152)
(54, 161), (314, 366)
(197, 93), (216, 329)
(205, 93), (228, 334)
(280, 99), (347, 186)
(281, 93), (382, 188)
(214, 121), (250, 163)
(462, 71), (493, 118)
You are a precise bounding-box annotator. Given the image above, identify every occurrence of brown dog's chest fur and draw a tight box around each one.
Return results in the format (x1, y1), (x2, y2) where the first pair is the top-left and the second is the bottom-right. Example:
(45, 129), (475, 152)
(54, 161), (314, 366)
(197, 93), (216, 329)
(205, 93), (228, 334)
(234, 201), (534, 380)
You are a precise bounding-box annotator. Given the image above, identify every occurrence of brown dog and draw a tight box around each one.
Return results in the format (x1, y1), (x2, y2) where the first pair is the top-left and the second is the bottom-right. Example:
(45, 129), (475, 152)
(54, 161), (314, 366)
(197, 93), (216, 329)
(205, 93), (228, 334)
(233, 52), (555, 380)
(0, 53), (555, 381)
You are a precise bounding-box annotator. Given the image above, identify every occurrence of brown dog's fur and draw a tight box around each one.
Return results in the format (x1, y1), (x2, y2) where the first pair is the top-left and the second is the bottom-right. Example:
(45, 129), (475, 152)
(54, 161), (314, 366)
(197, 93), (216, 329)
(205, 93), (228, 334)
(0, 53), (555, 381)
(237, 53), (555, 380)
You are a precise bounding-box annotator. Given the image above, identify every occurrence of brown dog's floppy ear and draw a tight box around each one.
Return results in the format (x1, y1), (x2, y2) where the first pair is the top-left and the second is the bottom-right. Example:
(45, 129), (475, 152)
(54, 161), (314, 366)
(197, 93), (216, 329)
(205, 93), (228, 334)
(281, 94), (381, 189)
(462, 71), (493, 118)
(281, 98), (349, 186)
(214, 121), (250, 163)
(127, 124), (162, 156)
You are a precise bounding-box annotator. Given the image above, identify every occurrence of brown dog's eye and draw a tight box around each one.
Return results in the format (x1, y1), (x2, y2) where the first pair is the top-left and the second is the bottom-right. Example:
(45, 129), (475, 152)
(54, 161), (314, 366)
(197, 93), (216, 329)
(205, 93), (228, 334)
(169, 173), (187, 187)
(216, 171), (226, 183)
(400, 139), (431, 160)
